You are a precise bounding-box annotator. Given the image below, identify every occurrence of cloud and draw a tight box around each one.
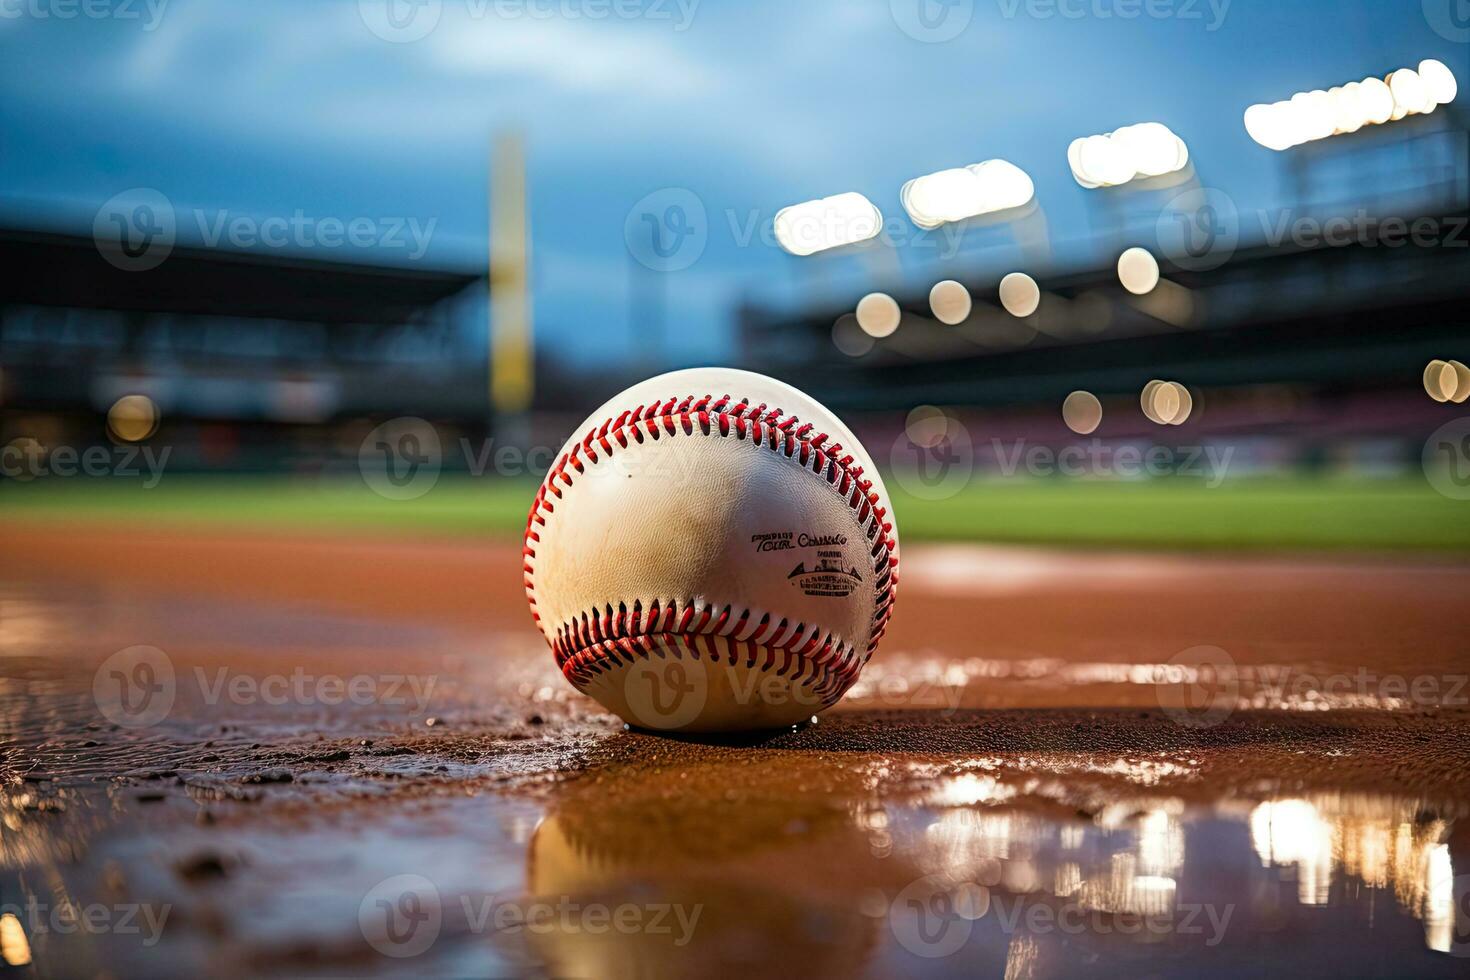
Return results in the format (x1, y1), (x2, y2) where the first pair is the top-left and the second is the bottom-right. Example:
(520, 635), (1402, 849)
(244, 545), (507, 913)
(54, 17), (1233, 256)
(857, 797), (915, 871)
(426, 10), (717, 98)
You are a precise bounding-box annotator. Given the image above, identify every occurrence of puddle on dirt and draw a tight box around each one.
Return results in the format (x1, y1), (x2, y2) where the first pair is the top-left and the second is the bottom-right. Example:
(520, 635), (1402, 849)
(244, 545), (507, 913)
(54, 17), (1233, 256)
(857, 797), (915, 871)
(4, 759), (1466, 978)
(2, 577), (1469, 977)
(518, 770), (1469, 979)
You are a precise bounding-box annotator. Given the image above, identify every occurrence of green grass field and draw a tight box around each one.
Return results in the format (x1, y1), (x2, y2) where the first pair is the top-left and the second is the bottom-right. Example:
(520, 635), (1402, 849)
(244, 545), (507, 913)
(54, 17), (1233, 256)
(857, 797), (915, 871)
(3, 474), (1467, 553)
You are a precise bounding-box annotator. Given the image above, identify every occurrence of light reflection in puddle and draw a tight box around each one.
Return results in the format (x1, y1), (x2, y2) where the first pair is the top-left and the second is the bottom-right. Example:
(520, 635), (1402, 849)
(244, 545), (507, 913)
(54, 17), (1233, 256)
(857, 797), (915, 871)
(1248, 794), (1461, 954)
(0, 912), (32, 967)
(506, 761), (1469, 977)
(874, 773), (1466, 972)
(853, 654), (1467, 713)
(5, 761), (1467, 978)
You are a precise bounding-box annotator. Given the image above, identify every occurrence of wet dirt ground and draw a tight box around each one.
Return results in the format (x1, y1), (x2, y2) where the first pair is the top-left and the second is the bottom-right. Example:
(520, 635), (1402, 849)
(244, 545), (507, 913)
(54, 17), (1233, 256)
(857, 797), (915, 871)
(2, 522), (1469, 977)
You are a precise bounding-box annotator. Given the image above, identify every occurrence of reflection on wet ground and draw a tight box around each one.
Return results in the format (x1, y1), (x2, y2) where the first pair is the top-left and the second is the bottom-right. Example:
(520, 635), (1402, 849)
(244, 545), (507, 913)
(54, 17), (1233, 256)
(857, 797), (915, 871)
(522, 766), (1470, 978)
(2, 544), (1469, 978)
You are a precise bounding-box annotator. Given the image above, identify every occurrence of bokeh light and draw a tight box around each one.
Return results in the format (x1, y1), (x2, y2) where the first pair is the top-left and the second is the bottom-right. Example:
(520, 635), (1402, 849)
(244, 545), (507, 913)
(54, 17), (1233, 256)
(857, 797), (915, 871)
(1424, 359), (1453, 402)
(929, 280), (972, 325)
(831, 315), (875, 358)
(1062, 391), (1103, 435)
(0, 913), (31, 967)
(1418, 59), (1458, 105)
(1068, 123), (1188, 188)
(1387, 69), (1432, 116)
(1423, 359), (1470, 404)
(998, 272), (1040, 318)
(1117, 247), (1161, 295)
(1145, 380), (1176, 424)
(1142, 381), (1194, 425)
(855, 293), (901, 338)
(905, 405), (954, 449)
(107, 394), (160, 442)
(774, 192), (883, 256)
(901, 160), (1034, 229)
(1448, 361), (1469, 405)
(1245, 59), (1456, 151)
(1170, 383), (1195, 424)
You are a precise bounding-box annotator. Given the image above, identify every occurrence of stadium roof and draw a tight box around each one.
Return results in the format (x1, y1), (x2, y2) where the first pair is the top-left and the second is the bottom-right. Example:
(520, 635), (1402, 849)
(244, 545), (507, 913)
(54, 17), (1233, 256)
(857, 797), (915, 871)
(0, 228), (484, 325)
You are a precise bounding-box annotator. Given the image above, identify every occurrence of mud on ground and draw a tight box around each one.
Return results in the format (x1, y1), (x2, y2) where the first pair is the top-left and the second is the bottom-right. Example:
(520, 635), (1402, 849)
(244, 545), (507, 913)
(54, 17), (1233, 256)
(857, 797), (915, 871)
(3, 525), (1469, 977)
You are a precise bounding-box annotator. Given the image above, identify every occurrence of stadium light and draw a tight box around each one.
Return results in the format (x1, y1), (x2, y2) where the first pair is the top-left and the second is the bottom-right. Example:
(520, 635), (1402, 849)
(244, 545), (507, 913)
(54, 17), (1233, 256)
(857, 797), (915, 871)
(929, 280), (972, 324)
(1062, 391), (1103, 435)
(998, 272), (1040, 318)
(1424, 359), (1470, 404)
(1418, 59), (1459, 105)
(1141, 381), (1194, 425)
(855, 292), (901, 338)
(774, 192), (883, 256)
(107, 394), (160, 442)
(1244, 60), (1458, 151)
(900, 160), (1034, 229)
(1067, 123), (1189, 188)
(1117, 247), (1160, 295)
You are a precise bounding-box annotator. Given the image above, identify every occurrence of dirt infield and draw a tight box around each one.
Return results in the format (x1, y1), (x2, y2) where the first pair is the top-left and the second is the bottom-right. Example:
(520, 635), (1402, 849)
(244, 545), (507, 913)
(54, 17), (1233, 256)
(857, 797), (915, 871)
(6, 521), (1467, 710)
(3, 523), (1469, 976)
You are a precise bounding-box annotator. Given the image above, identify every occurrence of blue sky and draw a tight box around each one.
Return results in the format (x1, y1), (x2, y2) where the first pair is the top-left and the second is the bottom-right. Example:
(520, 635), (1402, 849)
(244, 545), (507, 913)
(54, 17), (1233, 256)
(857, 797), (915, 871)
(1, 0), (1464, 366)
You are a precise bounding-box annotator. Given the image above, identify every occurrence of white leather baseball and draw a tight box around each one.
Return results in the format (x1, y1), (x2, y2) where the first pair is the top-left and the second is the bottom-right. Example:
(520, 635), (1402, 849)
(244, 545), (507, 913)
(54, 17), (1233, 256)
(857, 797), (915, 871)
(524, 367), (899, 732)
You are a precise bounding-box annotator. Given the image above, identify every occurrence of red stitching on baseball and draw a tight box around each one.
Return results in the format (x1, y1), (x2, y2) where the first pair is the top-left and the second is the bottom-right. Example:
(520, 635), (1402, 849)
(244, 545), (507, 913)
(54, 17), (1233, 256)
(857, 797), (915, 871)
(551, 611), (864, 705)
(523, 393), (899, 699)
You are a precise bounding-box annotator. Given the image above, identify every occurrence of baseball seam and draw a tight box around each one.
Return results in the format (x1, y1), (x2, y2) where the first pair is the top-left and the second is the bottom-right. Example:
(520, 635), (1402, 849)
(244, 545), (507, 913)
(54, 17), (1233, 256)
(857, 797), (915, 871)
(560, 629), (860, 704)
(523, 393), (899, 697)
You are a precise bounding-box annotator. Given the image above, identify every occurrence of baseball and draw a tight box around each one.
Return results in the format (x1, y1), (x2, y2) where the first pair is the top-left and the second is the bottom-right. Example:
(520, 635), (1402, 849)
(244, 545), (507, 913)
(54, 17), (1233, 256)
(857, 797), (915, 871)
(523, 367), (899, 732)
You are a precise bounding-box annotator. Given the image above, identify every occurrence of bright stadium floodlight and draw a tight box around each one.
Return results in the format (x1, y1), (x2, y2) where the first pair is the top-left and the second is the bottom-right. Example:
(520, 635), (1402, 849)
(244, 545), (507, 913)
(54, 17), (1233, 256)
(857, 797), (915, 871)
(1244, 59), (1458, 151)
(773, 192), (883, 256)
(899, 160), (1034, 229)
(1419, 59), (1458, 106)
(1067, 123), (1189, 189)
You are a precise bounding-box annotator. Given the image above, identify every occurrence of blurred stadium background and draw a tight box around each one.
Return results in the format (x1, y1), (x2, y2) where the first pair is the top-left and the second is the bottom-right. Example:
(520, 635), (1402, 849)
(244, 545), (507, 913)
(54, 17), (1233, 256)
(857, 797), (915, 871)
(1, 3), (1468, 552)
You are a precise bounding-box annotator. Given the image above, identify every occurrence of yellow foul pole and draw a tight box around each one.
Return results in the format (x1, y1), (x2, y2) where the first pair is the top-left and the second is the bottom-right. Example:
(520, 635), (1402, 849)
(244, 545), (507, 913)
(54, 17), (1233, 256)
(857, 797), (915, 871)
(490, 132), (533, 416)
